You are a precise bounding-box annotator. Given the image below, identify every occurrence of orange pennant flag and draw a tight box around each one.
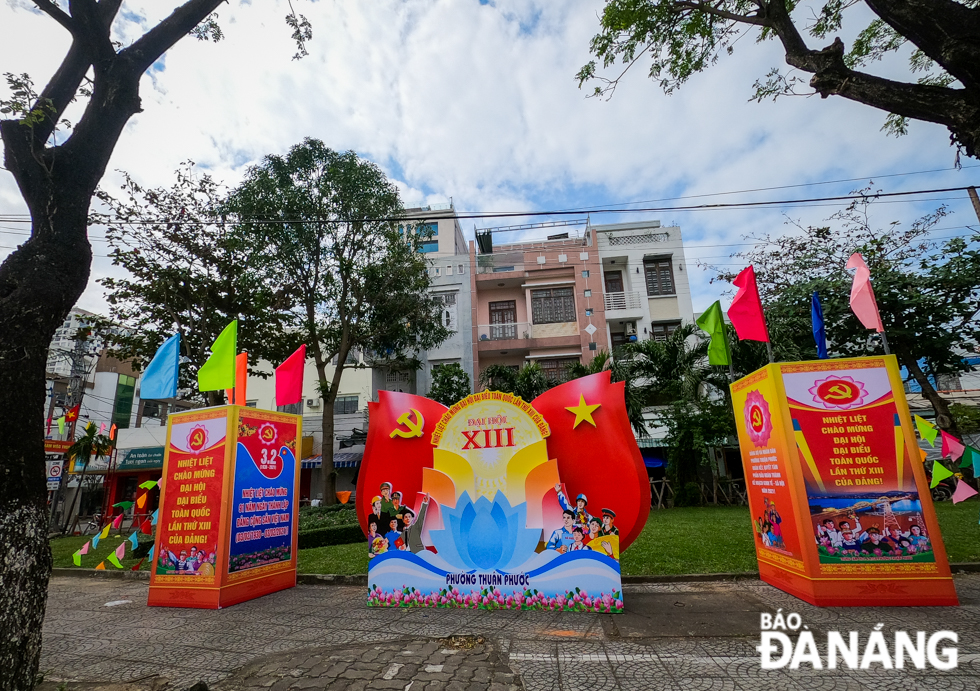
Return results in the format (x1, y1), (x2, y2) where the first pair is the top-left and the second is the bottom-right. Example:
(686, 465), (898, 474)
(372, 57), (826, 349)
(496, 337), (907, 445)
(235, 351), (248, 405)
(96, 561), (106, 570)
(136, 493), (147, 509)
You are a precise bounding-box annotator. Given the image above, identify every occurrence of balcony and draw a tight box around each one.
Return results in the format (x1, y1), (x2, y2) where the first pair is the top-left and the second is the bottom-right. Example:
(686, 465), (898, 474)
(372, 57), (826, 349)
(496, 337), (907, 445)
(476, 252), (525, 275)
(604, 291), (643, 311)
(478, 322), (531, 342)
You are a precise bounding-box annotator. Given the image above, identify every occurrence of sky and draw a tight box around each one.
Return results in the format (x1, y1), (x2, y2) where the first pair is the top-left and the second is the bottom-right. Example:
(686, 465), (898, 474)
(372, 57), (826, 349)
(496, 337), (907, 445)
(1, 0), (978, 317)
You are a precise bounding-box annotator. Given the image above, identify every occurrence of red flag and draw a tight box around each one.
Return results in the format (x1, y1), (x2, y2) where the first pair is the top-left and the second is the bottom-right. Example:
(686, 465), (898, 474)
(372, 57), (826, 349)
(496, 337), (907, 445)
(846, 253), (884, 332)
(109, 424), (117, 441)
(46, 416), (53, 434)
(728, 266), (769, 342)
(235, 351), (248, 405)
(64, 403), (81, 422)
(275, 345), (307, 407)
(140, 519), (153, 535)
(130, 558), (145, 571)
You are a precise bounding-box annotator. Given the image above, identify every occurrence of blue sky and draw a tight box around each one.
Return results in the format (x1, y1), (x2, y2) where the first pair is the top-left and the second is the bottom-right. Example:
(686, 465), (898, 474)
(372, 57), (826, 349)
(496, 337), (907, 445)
(1, 0), (978, 315)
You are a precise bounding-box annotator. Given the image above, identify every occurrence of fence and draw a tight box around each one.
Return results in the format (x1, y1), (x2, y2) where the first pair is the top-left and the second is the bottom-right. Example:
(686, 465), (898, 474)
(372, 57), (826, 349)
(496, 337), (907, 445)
(649, 478), (748, 509)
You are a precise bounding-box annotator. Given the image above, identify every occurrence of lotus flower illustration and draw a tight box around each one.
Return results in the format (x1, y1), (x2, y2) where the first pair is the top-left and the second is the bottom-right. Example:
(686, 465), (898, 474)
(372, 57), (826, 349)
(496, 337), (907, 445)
(427, 491), (541, 572)
(743, 390), (773, 447)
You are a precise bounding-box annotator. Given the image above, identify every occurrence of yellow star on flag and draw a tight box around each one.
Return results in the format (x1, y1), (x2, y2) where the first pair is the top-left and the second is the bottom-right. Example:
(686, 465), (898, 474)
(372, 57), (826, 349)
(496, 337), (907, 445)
(566, 394), (601, 429)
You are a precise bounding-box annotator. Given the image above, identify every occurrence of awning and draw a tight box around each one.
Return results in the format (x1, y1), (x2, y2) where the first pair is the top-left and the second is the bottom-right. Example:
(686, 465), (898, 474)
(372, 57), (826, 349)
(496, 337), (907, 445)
(301, 451), (362, 469)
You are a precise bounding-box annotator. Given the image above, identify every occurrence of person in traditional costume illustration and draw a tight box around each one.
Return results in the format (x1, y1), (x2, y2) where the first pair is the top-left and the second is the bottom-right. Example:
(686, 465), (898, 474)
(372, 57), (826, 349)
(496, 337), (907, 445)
(908, 524), (930, 550)
(763, 499), (783, 548)
(401, 494), (430, 554)
(367, 517), (382, 558)
(391, 491), (405, 529)
(384, 517), (402, 550)
(368, 495), (390, 535)
(546, 509), (577, 553)
(584, 517), (602, 546)
(600, 508), (619, 536)
(555, 484), (592, 529)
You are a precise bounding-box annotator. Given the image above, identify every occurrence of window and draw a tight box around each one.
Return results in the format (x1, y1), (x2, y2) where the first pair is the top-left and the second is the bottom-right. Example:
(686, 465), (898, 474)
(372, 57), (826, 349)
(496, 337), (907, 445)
(435, 292), (458, 331)
(142, 400), (161, 419)
(489, 300), (517, 339)
(645, 257), (675, 296)
(434, 267), (441, 276)
(531, 288), (575, 324)
(538, 358), (579, 383)
(418, 222), (439, 253)
(458, 264), (465, 274)
(245, 400), (258, 408)
(582, 270), (590, 278)
(334, 395), (359, 415)
(604, 270), (623, 293)
(446, 265), (453, 276)
(650, 321), (682, 342)
(277, 401), (304, 415)
(583, 289), (592, 297)
(112, 375), (135, 429)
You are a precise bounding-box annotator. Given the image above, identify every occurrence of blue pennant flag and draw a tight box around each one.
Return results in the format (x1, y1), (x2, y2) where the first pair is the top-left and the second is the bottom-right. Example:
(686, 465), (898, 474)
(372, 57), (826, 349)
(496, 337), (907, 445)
(128, 532), (139, 550)
(140, 333), (180, 400)
(811, 291), (828, 359)
(148, 545), (155, 562)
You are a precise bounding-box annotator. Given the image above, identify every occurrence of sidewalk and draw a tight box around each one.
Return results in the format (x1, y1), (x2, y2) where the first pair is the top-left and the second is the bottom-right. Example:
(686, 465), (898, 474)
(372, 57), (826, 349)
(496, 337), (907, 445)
(39, 574), (980, 690)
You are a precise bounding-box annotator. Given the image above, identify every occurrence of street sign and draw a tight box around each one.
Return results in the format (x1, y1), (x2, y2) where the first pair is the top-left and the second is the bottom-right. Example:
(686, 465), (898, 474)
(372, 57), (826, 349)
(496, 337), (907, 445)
(46, 460), (63, 490)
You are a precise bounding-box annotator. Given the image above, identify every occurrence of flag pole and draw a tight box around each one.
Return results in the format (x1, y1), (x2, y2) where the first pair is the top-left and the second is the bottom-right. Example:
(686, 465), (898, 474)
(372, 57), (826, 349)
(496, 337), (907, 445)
(879, 329), (891, 355)
(765, 341), (774, 364)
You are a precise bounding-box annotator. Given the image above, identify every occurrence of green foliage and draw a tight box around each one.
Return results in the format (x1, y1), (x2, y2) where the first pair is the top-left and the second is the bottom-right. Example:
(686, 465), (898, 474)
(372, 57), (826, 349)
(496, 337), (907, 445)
(950, 404), (980, 436)
(568, 349), (648, 436)
(714, 194), (980, 431)
(297, 524), (365, 550)
(94, 163), (294, 402)
(298, 504), (358, 531)
(673, 482), (704, 508)
(479, 362), (555, 401)
(68, 422), (113, 470)
(297, 541), (369, 575)
(428, 363), (472, 406)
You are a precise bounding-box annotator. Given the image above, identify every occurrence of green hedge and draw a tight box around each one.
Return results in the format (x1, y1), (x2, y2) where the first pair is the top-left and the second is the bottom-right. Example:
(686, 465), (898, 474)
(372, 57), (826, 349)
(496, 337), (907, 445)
(297, 523), (364, 549)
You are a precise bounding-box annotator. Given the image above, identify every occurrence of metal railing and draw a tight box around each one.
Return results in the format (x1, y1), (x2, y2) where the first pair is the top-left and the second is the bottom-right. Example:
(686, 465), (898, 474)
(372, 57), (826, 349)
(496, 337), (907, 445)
(603, 291), (643, 311)
(477, 322), (531, 341)
(476, 252), (525, 275)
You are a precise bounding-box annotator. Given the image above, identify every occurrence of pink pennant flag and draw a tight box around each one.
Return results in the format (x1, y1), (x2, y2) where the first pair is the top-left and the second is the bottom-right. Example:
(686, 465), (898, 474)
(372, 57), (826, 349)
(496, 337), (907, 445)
(728, 266), (770, 342)
(79, 540), (90, 556)
(941, 430), (966, 461)
(99, 422), (106, 435)
(846, 253), (884, 332)
(114, 542), (126, 560)
(275, 345), (307, 407)
(952, 479), (979, 504)
(111, 513), (124, 530)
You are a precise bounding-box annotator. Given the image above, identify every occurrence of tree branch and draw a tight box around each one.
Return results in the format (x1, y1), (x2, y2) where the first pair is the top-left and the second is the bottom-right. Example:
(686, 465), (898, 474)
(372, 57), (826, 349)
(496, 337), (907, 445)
(119, 0), (225, 75)
(31, 0), (78, 35)
(674, 1), (769, 26)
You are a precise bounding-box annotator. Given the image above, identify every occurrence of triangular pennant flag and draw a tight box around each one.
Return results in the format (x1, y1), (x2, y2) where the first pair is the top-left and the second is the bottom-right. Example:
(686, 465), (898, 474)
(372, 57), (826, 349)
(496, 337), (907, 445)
(131, 558), (145, 572)
(141, 519), (153, 535)
(91, 532), (101, 549)
(109, 423), (117, 441)
(128, 532), (139, 550)
(973, 450), (980, 477)
(930, 460), (954, 488)
(112, 501), (134, 510)
(151, 509), (159, 526)
(57, 417), (65, 435)
(941, 430), (966, 461)
(952, 479), (979, 504)
(79, 540), (90, 555)
(138, 480), (158, 490)
(919, 448), (928, 462)
(47, 416), (53, 435)
(235, 351), (248, 405)
(96, 561), (106, 570)
(914, 415), (938, 446)
(136, 493), (147, 509)
(728, 266), (769, 342)
(275, 344), (307, 407)
(846, 253), (884, 332)
(111, 513), (124, 530)
(959, 446), (976, 469)
(198, 320), (238, 391)
(140, 333), (181, 399)
(148, 545), (155, 562)
(106, 553), (123, 569)
(696, 301), (730, 366)
(99, 524), (111, 540)
(72, 551), (81, 566)
(114, 542), (126, 560)
(99, 422), (106, 435)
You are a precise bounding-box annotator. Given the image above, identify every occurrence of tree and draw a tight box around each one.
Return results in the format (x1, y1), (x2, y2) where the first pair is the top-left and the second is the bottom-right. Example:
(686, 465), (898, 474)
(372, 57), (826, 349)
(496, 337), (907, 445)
(715, 195), (980, 435)
(225, 139), (449, 506)
(568, 349), (648, 435)
(93, 163), (294, 405)
(479, 362), (555, 401)
(577, 0), (980, 157)
(0, 4), (310, 687)
(61, 422), (113, 534)
(428, 363), (472, 406)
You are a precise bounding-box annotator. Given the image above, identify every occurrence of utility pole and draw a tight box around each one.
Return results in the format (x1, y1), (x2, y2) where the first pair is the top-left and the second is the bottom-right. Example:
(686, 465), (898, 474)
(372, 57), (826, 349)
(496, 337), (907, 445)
(968, 187), (980, 224)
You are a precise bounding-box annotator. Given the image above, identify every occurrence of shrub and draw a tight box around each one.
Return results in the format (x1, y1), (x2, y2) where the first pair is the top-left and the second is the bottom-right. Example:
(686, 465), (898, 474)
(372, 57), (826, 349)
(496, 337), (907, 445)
(298, 524), (365, 550)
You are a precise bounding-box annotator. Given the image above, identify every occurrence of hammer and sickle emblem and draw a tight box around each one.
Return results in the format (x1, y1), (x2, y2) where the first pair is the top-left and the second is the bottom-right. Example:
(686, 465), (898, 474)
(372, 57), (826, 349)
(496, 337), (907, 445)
(262, 427), (275, 440)
(390, 409), (425, 439)
(751, 409), (763, 427)
(192, 431), (204, 446)
(826, 384), (852, 400)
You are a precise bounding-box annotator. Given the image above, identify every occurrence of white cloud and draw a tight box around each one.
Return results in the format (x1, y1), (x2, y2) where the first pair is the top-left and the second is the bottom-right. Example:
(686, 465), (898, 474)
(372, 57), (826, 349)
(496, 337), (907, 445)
(1, 0), (974, 317)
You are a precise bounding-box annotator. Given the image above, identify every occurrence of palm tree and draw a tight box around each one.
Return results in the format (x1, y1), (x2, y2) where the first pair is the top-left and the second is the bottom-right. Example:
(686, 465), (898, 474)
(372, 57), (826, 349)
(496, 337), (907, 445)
(61, 422), (114, 534)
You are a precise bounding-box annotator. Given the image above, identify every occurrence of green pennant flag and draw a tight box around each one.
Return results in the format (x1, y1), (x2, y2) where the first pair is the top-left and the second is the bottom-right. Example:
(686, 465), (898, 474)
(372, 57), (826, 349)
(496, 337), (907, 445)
(112, 501), (134, 510)
(914, 415), (938, 447)
(72, 551), (81, 567)
(696, 301), (730, 366)
(138, 480), (158, 490)
(198, 320), (238, 392)
(930, 460), (954, 488)
(959, 446), (976, 469)
(57, 416), (65, 435)
(106, 553), (123, 569)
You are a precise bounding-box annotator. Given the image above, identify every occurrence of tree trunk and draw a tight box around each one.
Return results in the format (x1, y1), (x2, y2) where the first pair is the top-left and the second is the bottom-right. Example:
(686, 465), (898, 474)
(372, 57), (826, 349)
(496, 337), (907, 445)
(0, 207), (92, 690)
(898, 351), (961, 437)
(320, 403), (337, 505)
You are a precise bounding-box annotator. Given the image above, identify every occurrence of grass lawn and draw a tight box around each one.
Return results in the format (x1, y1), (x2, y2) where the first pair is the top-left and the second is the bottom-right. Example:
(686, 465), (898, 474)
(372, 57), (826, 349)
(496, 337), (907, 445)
(50, 531), (151, 570)
(49, 499), (980, 575)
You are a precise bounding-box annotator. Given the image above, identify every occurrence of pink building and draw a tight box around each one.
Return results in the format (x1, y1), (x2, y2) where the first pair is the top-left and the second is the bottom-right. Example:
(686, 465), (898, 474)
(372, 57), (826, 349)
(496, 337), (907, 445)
(469, 231), (608, 387)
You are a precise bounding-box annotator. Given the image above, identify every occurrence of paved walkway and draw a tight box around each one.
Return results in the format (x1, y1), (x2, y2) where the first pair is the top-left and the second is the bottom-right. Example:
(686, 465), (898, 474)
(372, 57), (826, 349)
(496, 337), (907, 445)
(39, 574), (980, 690)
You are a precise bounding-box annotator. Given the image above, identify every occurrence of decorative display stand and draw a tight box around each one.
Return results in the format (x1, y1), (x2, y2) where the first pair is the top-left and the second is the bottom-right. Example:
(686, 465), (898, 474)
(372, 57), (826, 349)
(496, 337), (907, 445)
(731, 355), (957, 606)
(148, 405), (302, 609)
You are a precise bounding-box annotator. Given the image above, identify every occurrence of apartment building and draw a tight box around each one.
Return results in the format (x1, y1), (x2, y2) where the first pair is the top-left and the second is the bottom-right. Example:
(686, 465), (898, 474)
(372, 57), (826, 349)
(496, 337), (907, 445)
(592, 220), (695, 350)
(470, 229), (609, 384)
